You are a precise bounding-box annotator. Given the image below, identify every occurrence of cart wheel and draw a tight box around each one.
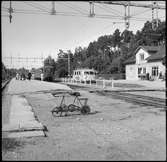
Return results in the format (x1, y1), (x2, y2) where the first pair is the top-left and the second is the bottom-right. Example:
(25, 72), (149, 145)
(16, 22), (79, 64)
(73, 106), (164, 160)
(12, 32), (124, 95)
(68, 104), (76, 112)
(51, 109), (58, 116)
(51, 106), (62, 117)
(81, 105), (90, 114)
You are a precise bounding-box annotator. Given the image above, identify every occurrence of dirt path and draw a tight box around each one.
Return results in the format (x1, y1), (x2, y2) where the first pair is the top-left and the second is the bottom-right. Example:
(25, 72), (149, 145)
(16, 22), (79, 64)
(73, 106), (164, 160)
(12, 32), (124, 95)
(2, 89), (166, 160)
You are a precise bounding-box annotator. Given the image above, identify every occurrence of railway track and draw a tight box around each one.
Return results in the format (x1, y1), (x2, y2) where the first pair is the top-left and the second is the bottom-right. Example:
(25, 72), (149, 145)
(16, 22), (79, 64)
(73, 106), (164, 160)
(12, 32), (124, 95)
(1, 79), (11, 90)
(67, 84), (166, 110)
(97, 91), (166, 109)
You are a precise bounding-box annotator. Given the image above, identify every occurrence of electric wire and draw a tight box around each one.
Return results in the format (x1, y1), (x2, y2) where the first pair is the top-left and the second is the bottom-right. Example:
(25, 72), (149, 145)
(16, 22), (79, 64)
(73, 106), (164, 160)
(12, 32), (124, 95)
(64, 1), (89, 13)
(130, 8), (151, 17)
(99, 3), (124, 16)
(95, 3), (123, 17)
(32, 1), (51, 11)
(58, 1), (87, 15)
(1, 9), (158, 22)
(23, 1), (50, 13)
(1, 2), (165, 23)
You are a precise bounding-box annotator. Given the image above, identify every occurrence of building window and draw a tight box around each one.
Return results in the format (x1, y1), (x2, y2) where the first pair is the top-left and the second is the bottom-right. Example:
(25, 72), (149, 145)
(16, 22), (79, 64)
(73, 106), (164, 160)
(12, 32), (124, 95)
(140, 53), (144, 61)
(152, 66), (159, 76)
(138, 67), (142, 74)
(143, 67), (146, 74)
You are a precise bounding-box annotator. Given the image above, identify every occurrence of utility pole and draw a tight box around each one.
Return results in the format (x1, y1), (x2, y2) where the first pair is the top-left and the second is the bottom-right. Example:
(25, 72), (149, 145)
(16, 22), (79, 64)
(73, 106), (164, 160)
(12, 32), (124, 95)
(89, 1), (95, 17)
(8, 1), (13, 23)
(68, 52), (70, 77)
(124, 1), (130, 30)
(152, 1), (159, 31)
(10, 54), (12, 68)
(51, 1), (56, 15)
(95, 1), (165, 30)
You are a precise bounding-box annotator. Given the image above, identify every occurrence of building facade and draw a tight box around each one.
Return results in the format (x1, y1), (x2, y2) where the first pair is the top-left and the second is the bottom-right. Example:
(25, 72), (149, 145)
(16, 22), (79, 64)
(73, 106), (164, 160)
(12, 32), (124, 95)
(125, 46), (166, 80)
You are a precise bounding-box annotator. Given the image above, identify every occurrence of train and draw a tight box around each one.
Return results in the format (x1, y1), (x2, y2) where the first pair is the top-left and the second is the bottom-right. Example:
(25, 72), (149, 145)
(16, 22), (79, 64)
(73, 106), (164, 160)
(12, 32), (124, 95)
(72, 68), (97, 83)
(31, 68), (43, 80)
(31, 65), (54, 81)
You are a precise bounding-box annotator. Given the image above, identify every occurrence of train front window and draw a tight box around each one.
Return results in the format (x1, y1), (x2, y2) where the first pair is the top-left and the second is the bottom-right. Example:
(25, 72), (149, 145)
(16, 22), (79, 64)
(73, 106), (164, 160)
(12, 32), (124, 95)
(84, 72), (89, 75)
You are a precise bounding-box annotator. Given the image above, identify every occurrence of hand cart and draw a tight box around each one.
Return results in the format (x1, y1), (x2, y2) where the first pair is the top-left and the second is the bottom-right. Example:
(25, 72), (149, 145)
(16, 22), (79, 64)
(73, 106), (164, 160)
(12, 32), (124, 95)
(51, 91), (91, 117)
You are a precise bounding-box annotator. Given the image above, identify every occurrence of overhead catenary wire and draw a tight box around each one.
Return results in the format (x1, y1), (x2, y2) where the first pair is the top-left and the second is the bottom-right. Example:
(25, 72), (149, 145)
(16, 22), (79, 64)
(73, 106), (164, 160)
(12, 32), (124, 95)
(2, 6), (124, 20)
(2, 9), (156, 22)
(62, 1), (89, 14)
(95, 3), (123, 17)
(1, 1), (165, 26)
(23, 1), (50, 13)
(99, 3), (123, 16)
(58, 1), (88, 15)
(32, 1), (51, 11)
(130, 8), (151, 17)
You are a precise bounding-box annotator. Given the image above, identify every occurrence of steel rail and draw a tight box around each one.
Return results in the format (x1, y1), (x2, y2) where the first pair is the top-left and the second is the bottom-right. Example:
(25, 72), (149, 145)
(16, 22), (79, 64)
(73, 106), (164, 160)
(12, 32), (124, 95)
(98, 91), (166, 109)
(66, 84), (166, 109)
(1, 79), (11, 90)
(114, 92), (166, 103)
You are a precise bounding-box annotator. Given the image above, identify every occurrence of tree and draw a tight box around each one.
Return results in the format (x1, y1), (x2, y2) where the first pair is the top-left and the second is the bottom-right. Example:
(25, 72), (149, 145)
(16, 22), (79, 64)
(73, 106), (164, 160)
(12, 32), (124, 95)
(140, 20), (164, 46)
(55, 50), (68, 78)
(112, 29), (122, 47)
(54, 20), (166, 78)
(43, 56), (56, 81)
(121, 29), (134, 44)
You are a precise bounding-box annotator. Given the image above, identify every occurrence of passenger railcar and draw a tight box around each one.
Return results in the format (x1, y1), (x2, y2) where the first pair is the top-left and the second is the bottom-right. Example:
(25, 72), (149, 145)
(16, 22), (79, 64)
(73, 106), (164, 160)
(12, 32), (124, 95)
(72, 68), (97, 82)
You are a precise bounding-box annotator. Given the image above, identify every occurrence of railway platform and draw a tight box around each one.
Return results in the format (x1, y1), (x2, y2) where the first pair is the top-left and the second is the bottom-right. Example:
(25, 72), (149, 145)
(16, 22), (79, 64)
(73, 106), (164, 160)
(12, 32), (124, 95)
(2, 78), (72, 138)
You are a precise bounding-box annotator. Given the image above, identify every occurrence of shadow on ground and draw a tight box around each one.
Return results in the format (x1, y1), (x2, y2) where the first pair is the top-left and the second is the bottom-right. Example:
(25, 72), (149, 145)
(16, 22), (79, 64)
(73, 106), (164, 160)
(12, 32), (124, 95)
(51, 110), (101, 118)
(2, 138), (25, 153)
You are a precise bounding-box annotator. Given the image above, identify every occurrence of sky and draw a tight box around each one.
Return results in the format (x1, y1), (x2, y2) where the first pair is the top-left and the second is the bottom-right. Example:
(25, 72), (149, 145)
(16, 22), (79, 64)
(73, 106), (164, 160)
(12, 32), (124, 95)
(1, 1), (166, 69)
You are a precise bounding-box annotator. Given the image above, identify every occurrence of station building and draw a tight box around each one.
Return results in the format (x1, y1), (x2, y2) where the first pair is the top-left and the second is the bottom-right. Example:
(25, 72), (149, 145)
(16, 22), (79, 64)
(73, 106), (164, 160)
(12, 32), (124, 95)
(124, 45), (166, 80)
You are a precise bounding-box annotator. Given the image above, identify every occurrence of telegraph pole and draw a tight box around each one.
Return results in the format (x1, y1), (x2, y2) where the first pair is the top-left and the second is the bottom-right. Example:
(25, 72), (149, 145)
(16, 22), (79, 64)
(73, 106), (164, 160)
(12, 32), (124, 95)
(51, 1), (56, 15)
(89, 1), (95, 17)
(8, 1), (13, 23)
(10, 54), (12, 68)
(124, 2), (130, 30)
(68, 52), (70, 77)
(151, 1), (159, 31)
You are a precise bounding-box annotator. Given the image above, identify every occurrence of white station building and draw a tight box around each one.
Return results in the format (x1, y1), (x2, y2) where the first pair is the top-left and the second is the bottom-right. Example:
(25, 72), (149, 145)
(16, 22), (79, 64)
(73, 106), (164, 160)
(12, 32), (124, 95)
(124, 45), (166, 80)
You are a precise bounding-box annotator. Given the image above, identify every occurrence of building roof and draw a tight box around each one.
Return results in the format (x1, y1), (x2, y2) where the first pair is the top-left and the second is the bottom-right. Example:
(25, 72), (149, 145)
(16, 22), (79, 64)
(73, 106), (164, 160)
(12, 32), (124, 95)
(124, 45), (164, 65)
(146, 45), (166, 62)
(124, 56), (136, 65)
(140, 46), (161, 53)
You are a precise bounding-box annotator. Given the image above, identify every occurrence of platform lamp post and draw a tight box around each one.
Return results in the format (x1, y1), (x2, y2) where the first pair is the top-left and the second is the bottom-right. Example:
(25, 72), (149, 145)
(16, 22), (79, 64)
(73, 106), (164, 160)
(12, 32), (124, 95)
(68, 52), (70, 78)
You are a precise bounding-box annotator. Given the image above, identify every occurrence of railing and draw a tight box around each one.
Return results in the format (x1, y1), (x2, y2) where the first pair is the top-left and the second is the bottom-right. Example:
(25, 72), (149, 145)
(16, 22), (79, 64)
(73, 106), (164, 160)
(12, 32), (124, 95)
(61, 78), (114, 89)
